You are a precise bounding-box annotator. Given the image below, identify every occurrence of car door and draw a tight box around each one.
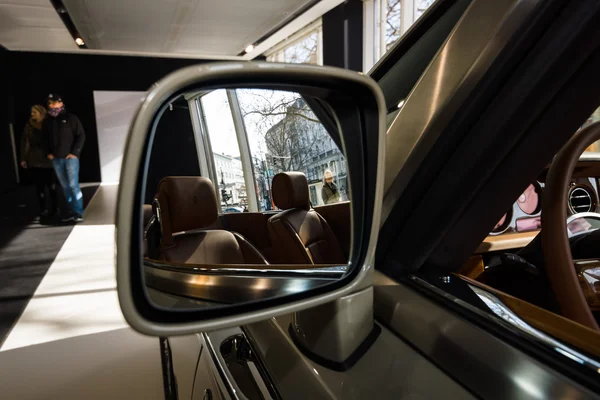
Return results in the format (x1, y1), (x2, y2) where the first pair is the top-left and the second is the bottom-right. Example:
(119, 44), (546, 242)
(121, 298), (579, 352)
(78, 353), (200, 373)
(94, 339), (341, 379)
(199, 0), (600, 397)
(117, 0), (600, 398)
(371, 0), (600, 397)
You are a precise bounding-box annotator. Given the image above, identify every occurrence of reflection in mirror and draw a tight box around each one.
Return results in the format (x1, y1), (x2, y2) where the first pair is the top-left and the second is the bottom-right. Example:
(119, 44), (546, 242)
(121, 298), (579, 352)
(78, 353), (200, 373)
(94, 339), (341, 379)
(141, 88), (352, 310)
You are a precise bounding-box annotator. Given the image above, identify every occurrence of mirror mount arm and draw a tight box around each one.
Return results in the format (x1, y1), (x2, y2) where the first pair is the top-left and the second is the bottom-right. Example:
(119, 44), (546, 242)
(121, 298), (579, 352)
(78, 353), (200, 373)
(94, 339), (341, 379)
(288, 286), (380, 371)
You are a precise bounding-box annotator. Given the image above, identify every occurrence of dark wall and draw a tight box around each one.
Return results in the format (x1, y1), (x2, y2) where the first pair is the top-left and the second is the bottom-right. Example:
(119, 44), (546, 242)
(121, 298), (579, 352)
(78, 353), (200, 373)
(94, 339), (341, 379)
(322, 0), (363, 71)
(144, 103), (200, 204)
(4, 51), (211, 184)
(0, 48), (18, 192)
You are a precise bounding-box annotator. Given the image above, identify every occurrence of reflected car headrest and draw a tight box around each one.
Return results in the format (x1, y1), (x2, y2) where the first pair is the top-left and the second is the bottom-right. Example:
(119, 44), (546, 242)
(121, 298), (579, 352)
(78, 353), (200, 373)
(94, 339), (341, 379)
(272, 172), (310, 211)
(155, 176), (219, 237)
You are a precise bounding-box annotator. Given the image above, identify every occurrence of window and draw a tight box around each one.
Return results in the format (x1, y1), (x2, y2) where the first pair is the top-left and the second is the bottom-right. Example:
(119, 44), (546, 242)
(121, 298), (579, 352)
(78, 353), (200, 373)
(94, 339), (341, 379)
(266, 21), (323, 65)
(364, 0), (437, 70)
(201, 90), (247, 212)
(236, 89), (348, 209)
(195, 88), (349, 213)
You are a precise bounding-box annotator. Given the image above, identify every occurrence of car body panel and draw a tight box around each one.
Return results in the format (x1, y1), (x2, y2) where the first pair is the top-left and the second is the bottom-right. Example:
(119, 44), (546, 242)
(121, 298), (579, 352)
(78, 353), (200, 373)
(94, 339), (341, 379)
(244, 314), (476, 399)
(373, 272), (599, 399)
(0, 328), (166, 400)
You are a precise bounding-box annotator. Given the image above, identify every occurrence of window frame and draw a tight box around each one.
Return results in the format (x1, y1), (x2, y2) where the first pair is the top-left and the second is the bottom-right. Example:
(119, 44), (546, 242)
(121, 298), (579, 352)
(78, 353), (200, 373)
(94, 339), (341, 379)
(265, 19), (323, 65)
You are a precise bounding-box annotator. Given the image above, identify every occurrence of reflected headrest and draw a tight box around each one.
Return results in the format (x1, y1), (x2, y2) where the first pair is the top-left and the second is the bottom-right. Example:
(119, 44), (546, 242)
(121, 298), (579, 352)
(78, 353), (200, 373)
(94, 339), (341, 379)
(272, 172), (310, 210)
(156, 176), (218, 234)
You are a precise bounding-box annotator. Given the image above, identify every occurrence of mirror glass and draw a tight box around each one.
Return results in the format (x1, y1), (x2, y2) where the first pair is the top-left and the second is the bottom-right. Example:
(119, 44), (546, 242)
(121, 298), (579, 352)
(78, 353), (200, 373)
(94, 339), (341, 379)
(141, 88), (352, 310)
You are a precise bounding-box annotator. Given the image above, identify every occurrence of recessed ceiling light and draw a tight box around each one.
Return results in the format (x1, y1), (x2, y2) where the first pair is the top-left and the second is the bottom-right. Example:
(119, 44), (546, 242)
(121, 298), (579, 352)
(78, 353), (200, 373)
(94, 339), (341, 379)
(397, 100), (405, 109)
(75, 37), (85, 46)
(245, 44), (255, 53)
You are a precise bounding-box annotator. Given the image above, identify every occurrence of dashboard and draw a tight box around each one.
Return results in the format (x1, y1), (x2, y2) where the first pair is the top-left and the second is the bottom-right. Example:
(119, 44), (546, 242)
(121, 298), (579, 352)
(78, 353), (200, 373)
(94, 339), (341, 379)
(477, 154), (600, 253)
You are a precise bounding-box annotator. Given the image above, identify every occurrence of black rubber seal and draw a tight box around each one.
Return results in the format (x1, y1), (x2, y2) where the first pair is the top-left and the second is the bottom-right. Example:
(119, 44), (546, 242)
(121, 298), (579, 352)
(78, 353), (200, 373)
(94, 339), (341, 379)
(287, 322), (381, 372)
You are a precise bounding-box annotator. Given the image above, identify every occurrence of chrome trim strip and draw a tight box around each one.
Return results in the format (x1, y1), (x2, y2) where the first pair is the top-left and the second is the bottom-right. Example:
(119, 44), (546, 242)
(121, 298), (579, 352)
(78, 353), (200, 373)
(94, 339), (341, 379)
(202, 328), (278, 400)
(373, 271), (599, 398)
(144, 260), (348, 278)
(469, 285), (600, 372)
(566, 212), (600, 238)
(202, 331), (242, 400)
(144, 266), (338, 304)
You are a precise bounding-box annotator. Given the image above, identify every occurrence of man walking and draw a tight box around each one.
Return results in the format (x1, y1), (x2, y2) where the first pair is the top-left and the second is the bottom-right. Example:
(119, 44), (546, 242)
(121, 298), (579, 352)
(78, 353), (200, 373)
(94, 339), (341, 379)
(44, 93), (86, 222)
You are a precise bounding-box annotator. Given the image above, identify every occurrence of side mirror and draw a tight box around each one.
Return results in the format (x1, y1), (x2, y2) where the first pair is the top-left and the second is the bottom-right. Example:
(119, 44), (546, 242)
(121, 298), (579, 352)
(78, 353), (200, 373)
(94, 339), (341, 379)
(116, 62), (385, 336)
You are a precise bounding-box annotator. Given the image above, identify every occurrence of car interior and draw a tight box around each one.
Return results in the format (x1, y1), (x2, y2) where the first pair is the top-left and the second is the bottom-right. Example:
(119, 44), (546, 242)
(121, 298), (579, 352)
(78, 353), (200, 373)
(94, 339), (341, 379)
(143, 172), (351, 268)
(459, 107), (600, 329)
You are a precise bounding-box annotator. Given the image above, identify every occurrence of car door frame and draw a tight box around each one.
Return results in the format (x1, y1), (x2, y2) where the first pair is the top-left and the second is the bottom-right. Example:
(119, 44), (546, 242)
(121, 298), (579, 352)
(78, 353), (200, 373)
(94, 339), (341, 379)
(375, 0), (600, 396)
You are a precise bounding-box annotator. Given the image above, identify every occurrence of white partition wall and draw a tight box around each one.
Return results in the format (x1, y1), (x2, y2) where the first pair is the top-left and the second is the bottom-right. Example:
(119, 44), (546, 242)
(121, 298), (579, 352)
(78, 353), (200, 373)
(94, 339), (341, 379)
(93, 91), (145, 183)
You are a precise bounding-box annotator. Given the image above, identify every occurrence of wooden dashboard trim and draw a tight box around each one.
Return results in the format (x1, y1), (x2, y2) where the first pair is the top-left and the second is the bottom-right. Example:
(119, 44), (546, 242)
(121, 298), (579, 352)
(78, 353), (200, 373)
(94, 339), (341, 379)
(476, 231), (539, 253)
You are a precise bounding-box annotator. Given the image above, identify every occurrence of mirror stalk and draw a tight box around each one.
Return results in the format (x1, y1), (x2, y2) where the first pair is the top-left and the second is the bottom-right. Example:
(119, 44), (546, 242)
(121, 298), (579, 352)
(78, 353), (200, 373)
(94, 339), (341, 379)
(289, 286), (379, 370)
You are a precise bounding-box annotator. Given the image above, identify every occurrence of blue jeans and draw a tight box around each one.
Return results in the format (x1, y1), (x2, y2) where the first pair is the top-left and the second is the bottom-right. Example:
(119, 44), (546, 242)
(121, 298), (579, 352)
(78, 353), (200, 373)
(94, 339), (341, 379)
(53, 158), (83, 216)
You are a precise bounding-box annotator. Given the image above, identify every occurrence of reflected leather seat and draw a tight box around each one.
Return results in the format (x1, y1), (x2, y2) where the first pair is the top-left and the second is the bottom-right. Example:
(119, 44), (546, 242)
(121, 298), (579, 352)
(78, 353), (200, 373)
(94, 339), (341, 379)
(155, 176), (268, 265)
(267, 172), (346, 264)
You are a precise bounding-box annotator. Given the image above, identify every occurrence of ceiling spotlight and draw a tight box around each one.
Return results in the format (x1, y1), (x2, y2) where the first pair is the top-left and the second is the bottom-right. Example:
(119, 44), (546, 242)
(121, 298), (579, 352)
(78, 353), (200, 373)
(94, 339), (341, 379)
(244, 44), (255, 53)
(397, 100), (405, 109)
(75, 37), (85, 46)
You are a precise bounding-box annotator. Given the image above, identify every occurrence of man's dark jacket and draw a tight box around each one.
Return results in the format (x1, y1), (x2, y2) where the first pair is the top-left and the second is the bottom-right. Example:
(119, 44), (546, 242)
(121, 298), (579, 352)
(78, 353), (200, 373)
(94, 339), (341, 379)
(44, 111), (85, 158)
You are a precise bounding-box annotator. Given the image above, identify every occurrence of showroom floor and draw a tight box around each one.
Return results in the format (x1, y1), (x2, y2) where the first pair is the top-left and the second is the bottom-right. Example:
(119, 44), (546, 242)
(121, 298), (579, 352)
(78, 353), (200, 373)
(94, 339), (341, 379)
(0, 184), (168, 400)
(1, 185), (125, 350)
(0, 185), (97, 345)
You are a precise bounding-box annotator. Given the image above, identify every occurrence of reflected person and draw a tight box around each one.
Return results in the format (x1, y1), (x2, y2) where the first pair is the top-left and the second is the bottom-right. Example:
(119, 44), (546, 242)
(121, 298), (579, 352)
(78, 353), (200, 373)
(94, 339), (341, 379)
(44, 93), (86, 223)
(321, 169), (341, 205)
(20, 105), (57, 217)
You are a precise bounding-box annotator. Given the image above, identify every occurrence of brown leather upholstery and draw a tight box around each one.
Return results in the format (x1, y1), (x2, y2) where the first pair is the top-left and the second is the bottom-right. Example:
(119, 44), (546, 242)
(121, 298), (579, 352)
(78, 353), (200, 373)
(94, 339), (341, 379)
(268, 172), (346, 265)
(272, 172), (310, 210)
(155, 176), (267, 265)
(162, 231), (268, 264)
(155, 176), (220, 246)
(221, 212), (275, 262)
(314, 201), (351, 260)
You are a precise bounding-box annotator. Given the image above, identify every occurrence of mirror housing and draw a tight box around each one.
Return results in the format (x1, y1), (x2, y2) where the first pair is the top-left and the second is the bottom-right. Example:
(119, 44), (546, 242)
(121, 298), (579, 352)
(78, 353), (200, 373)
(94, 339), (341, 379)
(116, 62), (386, 336)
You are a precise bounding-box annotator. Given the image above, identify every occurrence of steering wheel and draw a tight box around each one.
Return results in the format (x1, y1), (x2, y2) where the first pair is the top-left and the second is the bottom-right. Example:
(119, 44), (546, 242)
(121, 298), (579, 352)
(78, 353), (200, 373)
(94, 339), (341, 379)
(542, 122), (600, 330)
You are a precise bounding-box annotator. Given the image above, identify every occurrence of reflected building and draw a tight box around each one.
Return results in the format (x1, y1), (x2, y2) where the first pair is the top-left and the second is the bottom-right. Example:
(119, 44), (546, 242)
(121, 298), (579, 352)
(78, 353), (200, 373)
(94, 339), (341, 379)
(263, 98), (348, 207)
(213, 152), (246, 207)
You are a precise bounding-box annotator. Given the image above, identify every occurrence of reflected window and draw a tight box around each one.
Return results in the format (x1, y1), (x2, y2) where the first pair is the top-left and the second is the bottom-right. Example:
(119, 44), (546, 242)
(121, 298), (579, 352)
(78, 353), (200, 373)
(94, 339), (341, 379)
(201, 90), (247, 212)
(236, 89), (347, 210)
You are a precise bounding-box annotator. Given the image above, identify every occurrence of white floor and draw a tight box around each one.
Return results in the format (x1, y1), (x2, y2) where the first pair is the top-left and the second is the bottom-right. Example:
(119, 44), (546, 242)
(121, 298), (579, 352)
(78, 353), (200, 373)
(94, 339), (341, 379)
(1, 185), (126, 350)
(0, 184), (172, 400)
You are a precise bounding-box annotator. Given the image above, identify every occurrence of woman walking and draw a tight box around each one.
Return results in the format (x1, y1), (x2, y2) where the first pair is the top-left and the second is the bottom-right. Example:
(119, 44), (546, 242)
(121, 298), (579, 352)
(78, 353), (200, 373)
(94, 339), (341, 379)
(321, 169), (341, 205)
(20, 105), (56, 217)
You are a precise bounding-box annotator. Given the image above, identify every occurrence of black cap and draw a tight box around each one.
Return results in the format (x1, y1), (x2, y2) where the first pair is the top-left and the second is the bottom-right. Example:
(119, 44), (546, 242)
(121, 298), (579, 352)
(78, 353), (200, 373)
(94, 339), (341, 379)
(47, 93), (63, 103)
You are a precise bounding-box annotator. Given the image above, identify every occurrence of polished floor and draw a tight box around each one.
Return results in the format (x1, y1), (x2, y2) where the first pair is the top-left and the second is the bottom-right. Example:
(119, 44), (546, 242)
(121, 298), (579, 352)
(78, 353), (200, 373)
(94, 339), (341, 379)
(0, 185), (97, 345)
(0, 184), (168, 400)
